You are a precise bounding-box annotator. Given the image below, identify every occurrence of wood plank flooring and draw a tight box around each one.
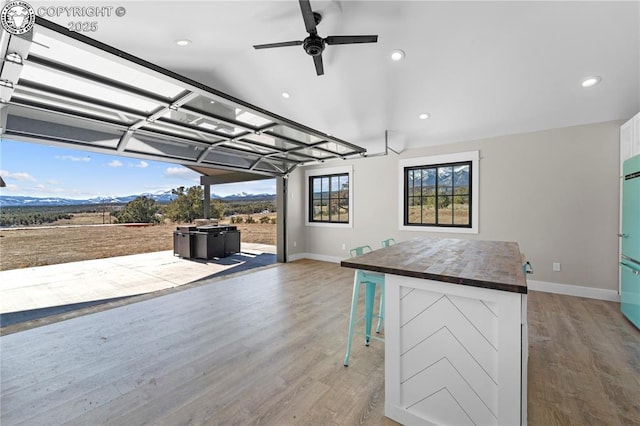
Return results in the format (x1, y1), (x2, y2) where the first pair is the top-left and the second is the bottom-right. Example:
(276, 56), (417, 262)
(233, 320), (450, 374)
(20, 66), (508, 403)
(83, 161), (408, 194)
(527, 290), (640, 425)
(1, 259), (639, 425)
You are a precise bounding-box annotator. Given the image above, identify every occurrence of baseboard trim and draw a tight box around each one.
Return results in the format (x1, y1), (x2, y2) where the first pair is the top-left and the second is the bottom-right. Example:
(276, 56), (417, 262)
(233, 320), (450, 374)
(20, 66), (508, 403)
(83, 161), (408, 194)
(287, 255), (620, 302)
(527, 280), (620, 302)
(288, 253), (343, 263)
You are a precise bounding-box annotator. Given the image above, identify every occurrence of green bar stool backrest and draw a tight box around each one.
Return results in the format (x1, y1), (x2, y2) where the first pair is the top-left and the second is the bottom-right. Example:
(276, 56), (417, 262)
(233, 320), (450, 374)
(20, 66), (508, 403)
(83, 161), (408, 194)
(350, 245), (373, 258)
(381, 238), (397, 248)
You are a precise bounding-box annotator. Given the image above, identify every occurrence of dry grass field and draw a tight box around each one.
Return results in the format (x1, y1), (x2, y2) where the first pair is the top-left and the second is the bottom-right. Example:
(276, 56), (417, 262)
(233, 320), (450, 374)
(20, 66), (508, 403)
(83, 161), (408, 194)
(0, 213), (276, 271)
(407, 205), (470, 225)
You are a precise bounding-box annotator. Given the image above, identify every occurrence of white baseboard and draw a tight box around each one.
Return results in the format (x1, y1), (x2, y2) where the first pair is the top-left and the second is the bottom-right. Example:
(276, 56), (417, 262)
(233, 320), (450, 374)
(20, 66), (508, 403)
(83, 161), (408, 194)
(288, 255), (620, 303)
(288, 253), (343, 263)
(527, 280), (620, 302)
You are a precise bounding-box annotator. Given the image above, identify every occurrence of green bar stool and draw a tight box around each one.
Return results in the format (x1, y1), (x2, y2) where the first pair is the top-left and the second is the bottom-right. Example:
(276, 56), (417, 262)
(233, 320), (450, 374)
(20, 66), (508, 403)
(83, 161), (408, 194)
(344, 245), (385, 366)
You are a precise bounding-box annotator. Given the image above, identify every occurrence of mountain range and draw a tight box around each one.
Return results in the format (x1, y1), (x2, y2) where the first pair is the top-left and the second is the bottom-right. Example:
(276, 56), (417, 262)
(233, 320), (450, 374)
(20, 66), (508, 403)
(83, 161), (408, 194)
(0, 191), (275, 207)
(408, 165), (470, 188)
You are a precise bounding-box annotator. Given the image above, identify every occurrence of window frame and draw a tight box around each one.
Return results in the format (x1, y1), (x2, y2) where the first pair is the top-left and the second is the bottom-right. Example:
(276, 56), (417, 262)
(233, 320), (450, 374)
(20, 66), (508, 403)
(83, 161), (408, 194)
(399, 151), (479, 234)
(305, 165), (353, 228)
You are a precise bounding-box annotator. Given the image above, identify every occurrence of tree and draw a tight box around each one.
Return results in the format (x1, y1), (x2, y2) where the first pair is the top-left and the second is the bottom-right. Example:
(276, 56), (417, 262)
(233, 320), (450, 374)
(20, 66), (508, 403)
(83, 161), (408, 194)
(164, 186), (203, 223)
(210, 199), (225, 219)
(439, 194), (451, 209)
(454, 186), (469, 204)
(114, 196), (160, 224)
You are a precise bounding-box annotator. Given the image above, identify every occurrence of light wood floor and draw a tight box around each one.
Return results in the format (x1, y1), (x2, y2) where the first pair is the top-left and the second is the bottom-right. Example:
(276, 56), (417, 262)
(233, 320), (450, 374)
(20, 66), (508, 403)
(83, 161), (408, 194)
(1, 259), (639, 425)
(527, 290), (640, 425)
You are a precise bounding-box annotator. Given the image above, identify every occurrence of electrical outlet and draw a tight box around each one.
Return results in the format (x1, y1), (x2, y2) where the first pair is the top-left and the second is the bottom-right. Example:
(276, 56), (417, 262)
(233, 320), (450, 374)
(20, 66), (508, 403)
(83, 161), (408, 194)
(293, 241), (297, 247)
(342, 243), (346, 250)
(553, 262), (561, 272)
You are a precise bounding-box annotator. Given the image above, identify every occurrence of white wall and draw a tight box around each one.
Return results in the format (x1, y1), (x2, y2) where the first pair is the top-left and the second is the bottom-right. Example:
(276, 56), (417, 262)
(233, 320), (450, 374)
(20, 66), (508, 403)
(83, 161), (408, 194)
(287, 120), (624, 295)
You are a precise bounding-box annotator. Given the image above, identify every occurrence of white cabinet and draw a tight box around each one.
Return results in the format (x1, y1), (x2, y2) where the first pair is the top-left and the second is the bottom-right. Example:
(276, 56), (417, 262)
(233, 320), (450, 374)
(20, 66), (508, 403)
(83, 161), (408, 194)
(621, 113), (640, 173)
(384, 275), (527, 425)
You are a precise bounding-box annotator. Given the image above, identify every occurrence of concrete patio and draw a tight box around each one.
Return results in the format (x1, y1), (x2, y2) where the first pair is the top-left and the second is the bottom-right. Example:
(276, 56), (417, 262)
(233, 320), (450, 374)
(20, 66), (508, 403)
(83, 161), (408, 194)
(0, 243), (276, 317)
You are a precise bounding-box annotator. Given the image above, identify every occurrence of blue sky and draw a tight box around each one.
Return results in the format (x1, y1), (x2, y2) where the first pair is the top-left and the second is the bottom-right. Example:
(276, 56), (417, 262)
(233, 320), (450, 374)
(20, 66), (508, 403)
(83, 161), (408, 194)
(0, 139), (276, 199)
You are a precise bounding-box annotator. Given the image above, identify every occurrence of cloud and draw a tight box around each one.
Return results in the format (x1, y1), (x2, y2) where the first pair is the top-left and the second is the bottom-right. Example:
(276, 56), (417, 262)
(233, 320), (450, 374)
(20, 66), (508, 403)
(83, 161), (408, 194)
(47, 179), (60, 185)
(0, 170), (37, 182)
(107, 160), (147, 168)
(0, 183), (18, 191)
(165, 166), (192, 176)
(12, 172), (35, 181)
(164, 166), (200, 183)
(130, 161), (148, 168)
(55, 155), (90, 162)
(34, 184), (45, 190)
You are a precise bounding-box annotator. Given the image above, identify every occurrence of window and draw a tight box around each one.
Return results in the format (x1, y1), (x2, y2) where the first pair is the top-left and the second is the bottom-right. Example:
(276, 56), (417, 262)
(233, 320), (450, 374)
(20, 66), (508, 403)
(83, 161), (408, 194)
(305, 166), (353, 227)
(399, 151), (479, 234)
(309, 173), (349, 223)
(405, 162), (471, 227)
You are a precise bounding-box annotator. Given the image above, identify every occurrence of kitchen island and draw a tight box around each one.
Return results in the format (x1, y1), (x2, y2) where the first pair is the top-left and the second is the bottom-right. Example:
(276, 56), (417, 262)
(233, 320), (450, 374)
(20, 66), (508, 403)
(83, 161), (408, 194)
(341, 237), (528, 426)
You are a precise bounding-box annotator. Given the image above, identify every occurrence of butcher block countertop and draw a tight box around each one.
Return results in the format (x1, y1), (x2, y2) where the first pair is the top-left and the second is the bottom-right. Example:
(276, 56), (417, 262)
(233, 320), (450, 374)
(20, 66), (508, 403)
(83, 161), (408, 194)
(340, 237), (527, 294)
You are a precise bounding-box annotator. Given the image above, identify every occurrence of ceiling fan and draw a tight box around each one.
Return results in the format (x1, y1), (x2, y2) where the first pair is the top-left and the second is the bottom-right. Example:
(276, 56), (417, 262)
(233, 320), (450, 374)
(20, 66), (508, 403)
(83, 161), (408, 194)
(253, 0), (378, 76)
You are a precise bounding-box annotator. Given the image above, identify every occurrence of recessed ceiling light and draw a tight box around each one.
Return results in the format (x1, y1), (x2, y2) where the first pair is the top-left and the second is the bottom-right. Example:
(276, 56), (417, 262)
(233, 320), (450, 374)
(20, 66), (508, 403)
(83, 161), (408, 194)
(581, 76), (602, 88)
(419, 113), (430, 120)
(282, 92), (291, 99)
(210, 100), (215, 104)
(175, 39), (191, 46)
(391, 49), (405, 61)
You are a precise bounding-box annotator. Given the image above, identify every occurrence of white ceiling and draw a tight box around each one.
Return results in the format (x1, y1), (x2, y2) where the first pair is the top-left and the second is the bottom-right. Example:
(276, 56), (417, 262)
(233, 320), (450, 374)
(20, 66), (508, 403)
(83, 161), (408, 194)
(31, 0), (640, 154)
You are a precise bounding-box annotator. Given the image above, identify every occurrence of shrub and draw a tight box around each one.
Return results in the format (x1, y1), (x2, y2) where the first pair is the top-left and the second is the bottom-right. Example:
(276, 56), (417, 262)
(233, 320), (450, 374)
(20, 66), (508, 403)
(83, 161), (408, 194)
(113, 196), (160, 224)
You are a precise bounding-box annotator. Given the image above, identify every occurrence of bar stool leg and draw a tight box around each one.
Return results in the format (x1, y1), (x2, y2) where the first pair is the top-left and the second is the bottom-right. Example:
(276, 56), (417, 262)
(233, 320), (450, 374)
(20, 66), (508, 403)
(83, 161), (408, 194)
(376, 281), (385, 333)
(364, 282), (376, 346)
(343, 272), (361, 366)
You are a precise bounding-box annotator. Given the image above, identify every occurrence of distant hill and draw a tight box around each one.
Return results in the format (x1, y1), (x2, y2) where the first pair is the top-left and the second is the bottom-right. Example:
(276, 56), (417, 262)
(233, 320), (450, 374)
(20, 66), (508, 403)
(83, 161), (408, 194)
(0, 191), (276, 207)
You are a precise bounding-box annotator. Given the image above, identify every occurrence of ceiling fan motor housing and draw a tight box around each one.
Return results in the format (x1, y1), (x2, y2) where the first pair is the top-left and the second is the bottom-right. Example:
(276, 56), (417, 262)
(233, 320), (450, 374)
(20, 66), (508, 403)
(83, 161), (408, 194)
(303, 35), (325, 56)
(252, 1), (377, 75)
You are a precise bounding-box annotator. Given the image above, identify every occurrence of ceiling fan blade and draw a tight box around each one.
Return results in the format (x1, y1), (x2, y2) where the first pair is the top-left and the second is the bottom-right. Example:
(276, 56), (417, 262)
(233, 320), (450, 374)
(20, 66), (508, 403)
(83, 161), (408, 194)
(313, 55), (324, 76)
(253, 40), (304, 49)
(299, 0), (318, 35)
(325, 35), (378, 45)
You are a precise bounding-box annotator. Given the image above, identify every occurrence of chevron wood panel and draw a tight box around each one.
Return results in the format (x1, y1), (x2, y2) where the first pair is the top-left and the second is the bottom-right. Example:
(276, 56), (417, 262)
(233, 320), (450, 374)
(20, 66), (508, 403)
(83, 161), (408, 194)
(400, 293), (498, 381)
(400, 290), (499, 350)
(406, 385), (478, 425)
(402, 357), (497, 425)
(385, 274), (524, 426)
(400, 325), (498, 415)
(399, 289), (499, 425)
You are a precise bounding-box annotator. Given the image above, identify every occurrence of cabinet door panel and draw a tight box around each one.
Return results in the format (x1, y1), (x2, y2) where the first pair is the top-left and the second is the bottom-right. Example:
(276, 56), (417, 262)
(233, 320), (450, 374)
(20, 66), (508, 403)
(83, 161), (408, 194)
(620, 113), (640, 170)
(634, 114), (640, 157)
(621, 118), (635, 170)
